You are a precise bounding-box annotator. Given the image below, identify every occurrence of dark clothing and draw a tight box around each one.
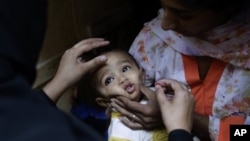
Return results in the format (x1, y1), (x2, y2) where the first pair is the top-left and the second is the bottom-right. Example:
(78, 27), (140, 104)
(0, 90), (105, 141)
(0, 0), (46, 84)
(169, 129), (194, 141)
(0, 0), (104, 141)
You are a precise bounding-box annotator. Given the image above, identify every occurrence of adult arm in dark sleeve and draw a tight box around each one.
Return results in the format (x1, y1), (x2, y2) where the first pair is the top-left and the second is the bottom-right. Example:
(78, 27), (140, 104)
(169, 130), (193, 141)
(0, 0), (105, 141)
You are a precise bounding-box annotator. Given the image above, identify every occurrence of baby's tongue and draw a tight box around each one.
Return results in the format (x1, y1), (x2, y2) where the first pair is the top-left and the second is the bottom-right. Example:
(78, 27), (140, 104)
(126, 85), (135, 94)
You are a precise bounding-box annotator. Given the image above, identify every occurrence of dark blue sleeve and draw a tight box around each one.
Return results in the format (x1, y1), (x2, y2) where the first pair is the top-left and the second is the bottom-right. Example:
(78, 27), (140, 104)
(169, 129), (194, 141)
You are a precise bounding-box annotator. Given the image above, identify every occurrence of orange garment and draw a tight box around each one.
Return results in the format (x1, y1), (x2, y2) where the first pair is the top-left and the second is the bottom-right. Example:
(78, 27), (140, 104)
(182, 55), (245, 141)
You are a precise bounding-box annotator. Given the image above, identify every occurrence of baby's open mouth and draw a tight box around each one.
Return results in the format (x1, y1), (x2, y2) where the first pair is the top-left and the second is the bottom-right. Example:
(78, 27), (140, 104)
(125, 84), (135, 94)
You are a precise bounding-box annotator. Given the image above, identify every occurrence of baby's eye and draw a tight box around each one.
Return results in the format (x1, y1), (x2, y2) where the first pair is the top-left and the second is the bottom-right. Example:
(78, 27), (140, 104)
(122, 66), (131, 72)
(104, 77), (114, 86)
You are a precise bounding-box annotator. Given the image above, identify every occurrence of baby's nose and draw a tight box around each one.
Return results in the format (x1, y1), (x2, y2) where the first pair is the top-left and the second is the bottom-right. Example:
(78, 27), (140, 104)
(118, 75), (127, 84)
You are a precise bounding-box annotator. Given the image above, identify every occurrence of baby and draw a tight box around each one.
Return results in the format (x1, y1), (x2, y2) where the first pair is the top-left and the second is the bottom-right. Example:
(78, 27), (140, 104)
(81, 49), (168, 141)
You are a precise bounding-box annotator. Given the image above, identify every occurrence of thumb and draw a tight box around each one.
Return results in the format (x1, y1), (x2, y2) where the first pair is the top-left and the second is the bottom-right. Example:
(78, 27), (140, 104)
(156, 85), (170, 108)
(84, 55), (107, 71)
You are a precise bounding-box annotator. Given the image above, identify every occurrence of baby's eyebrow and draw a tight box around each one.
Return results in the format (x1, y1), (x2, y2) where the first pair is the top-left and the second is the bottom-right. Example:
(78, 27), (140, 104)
(97, 68), (110, 84)
(117, 60), (133, 65)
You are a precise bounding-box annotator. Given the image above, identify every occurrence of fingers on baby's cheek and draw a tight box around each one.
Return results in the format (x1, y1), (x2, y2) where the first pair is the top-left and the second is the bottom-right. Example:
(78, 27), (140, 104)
(113, 97), (126, 106)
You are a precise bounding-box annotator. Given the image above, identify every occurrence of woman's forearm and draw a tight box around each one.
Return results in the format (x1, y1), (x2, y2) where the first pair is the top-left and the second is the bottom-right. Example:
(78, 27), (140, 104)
(43, 77), (69, 103)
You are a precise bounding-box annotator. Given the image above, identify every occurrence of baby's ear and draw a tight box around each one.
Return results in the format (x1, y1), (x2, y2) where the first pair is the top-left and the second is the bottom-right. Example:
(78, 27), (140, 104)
(139, 68), (145, 84)
(96, 97), (110, 108)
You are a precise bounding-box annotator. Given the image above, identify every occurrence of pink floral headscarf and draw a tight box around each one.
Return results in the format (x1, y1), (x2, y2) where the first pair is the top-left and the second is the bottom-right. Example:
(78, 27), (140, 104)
(148, 9), (250, 69)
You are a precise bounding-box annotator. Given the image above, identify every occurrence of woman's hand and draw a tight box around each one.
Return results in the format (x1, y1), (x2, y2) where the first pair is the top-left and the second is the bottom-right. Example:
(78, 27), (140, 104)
(155, 79), (194, 133)
(110, 84), (163, 130)
(43, 38), (109, 102)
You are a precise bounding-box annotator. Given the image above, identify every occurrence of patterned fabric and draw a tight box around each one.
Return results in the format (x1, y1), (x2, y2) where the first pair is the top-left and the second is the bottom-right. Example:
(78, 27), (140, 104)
(129, 8), (250, 141)
(148, 9), (250, 69)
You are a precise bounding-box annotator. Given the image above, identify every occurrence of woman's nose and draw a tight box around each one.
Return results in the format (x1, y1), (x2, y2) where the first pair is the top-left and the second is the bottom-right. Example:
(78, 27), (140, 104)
(161, 11), (177, 30)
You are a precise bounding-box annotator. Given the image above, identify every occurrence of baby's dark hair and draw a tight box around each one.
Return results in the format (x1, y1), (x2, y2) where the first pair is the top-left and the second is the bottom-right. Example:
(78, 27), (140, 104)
(76, 48), (139, 109)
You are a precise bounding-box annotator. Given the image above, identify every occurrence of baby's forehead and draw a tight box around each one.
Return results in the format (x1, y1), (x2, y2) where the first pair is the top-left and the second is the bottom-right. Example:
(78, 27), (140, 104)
(104, 50), (129, 58)
(95, 51), (136, 72)
(106, 51), (136, 64)
(103, 51), (130, 65)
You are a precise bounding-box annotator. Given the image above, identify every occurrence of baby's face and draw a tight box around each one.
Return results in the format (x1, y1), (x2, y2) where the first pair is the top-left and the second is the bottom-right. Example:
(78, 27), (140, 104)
(94, 51), (142, 102)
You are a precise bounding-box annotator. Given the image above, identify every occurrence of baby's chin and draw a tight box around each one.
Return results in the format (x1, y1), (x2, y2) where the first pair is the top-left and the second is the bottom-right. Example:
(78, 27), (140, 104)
(130, 91), (142, 102)
(117, 90), (141, 101)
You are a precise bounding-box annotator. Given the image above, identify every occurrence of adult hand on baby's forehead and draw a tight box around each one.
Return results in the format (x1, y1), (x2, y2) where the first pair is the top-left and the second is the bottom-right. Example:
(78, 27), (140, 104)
(43, 38), (109, 103)
(54, 38), (109, 87)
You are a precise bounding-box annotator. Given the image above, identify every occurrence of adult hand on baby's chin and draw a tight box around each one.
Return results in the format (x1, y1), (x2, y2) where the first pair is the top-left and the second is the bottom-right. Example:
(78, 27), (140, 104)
(110, 84), (163, 130)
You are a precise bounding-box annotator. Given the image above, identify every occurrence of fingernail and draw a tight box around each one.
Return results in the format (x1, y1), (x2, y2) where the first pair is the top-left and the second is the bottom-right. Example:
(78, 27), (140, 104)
(155, 85), (160, 89)
(119, 117), (128, 122)
(98, 55), (107, 62)
(119, 117), (126, 121)
(118, 117), (123, 121)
